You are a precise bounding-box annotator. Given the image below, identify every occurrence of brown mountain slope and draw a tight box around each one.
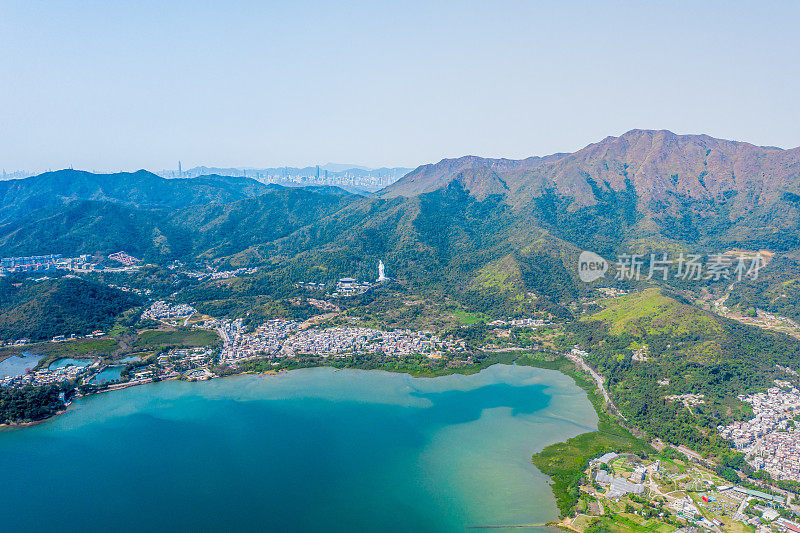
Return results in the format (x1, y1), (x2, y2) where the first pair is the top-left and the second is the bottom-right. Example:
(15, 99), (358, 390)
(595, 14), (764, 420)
(514, 129), (800, 209)
(384, 129), (800, 207)
(380, 130), (800, 244)
(381, 153), (568, 198)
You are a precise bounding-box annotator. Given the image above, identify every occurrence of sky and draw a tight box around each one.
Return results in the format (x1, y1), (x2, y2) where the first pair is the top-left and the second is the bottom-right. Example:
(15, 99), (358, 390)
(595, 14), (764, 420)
(1, 1), (799, 173)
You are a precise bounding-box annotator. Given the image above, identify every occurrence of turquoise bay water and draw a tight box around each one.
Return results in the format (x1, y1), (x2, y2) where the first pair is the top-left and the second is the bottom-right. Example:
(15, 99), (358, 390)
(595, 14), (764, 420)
(90, 365), (124, 383)
(0, 365), (597, 533)
(49, 358), (94, 370)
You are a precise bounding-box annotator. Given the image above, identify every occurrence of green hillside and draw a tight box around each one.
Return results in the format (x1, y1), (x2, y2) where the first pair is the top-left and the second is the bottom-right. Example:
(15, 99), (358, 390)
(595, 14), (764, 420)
(0, 186), (357, 261)
(573, 288), (800, 455)
(0, 169), (275, 222)
(587, 288), (723, 351)
(0, 277), (142, 341)
(0, 201), (193, 260)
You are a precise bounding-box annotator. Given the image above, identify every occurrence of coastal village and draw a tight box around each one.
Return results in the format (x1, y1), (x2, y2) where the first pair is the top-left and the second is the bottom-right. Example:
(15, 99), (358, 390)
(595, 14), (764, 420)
(212, 318), (467, 365)
(0, 261), (473, 396)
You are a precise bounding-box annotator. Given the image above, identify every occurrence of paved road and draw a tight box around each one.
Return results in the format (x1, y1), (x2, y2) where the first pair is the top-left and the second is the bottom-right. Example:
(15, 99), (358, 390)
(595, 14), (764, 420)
(566, 351), (628, 421)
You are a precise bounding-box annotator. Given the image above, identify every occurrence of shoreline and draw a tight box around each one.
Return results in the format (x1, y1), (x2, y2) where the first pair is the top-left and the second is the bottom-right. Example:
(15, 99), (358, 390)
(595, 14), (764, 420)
(0, 360), (595, 531)
(1, 353), (597, 429)
(0, 407), (68, 429)
(2, 352), (612, 522)
(2, 356), (605, 528)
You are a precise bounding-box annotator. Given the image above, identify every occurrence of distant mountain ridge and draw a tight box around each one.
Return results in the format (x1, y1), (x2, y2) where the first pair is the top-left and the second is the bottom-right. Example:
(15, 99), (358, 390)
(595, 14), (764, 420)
(384, 129), (800, 205)
(0, 169), (278, 223)
(380, 153), (569, 198)
(382, 129), (800, 247)
(0, 183), (356, 260)
(4, 129), (800, 292)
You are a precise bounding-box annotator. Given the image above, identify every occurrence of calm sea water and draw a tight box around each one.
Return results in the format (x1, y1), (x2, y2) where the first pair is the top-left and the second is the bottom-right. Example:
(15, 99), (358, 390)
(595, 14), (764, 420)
(0, 365), (597, 533)
(49, 358), (93, 370)
(0, 352), (43, 377)
(89, 365), (124, 383)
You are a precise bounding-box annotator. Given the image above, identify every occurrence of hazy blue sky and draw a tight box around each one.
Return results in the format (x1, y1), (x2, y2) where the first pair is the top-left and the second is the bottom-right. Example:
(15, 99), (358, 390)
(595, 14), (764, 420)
(1, 1), (799, 172)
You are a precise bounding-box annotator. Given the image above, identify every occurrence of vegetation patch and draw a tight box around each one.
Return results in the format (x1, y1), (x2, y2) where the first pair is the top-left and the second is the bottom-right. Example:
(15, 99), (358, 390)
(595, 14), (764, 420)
(135, 329), (220, 349)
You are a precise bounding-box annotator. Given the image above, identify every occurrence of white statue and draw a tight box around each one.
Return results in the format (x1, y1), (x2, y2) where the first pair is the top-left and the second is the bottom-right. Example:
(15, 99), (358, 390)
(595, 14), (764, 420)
(377, 260), (387, 282)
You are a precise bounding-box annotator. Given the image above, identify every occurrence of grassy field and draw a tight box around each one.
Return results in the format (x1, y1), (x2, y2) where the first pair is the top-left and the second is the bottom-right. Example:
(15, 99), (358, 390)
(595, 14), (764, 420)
(135, 329), (220, 349)
(586, 287), (722, 339)
(471, 254), (524, 294)
(578, 511), (676, 533)
(0, 338), (121, 369)
(451, 308), (486, 325)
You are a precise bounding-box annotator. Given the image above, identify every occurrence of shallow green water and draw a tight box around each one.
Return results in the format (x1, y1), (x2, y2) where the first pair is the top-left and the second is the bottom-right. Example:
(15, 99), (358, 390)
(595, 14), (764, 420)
(49, 357), (93, 369)
(90, 365), (124, 382)
(0, 364), (597, 532)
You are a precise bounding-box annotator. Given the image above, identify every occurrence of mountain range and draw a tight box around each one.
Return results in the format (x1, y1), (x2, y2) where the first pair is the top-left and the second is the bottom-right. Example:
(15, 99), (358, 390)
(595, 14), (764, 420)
(3, 129), (800, 312)
(385, 129), (800, 247)
(0, 170), (277, 224)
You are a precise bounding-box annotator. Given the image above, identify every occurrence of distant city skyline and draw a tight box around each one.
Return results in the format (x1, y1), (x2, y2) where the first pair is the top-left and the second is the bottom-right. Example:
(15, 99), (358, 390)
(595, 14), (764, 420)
(2, 1), (799, 171)
(0, 162), (412, 180)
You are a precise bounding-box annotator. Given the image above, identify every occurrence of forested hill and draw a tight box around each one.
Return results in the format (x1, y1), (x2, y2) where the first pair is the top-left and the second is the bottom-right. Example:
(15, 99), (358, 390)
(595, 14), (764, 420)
(4, 131), (800, 316)
(572, 288), (800, 455)
(0, 277), (142, 341)
(0, 185), (359, 261)
(0, 169), (276, 222)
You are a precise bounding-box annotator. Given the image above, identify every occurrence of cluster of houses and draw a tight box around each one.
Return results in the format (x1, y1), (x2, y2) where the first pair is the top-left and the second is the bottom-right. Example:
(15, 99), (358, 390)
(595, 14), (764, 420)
(281, 326), (459, 358)
(0, 252), (145, 275)
(2, 338), (30, 347)
(1, 359), (96, 387)
(664, 393), (705, 410)
(107, 251), (141, 267)
(51, 330), (104, 343)
(487, 318), (548, 328)
(719, 381), (800, 481)
(2, 345), (220, 391)
(214, 319), (297, 363)
(0, 253), (101, 274)
(109, 284), (152, 296)
(141, 301), (196, 321)
(213, 318), (467, 365)
(184, 267), (258, 280)
(153, 347), (215, 380)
